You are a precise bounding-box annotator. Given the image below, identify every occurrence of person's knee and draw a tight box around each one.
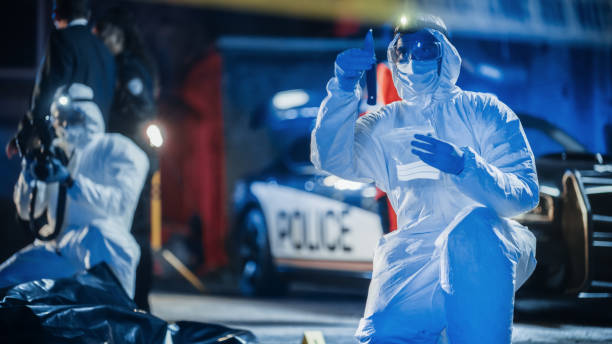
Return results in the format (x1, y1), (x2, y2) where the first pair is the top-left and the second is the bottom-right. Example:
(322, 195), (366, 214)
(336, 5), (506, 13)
(448, 207), (501, 249)
(446, 206), (509, 273)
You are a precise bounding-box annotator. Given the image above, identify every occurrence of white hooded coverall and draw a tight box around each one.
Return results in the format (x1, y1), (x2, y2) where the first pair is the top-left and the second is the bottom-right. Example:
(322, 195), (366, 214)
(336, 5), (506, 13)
(311, 29), (538, 343)
(0, 84), (149, 298)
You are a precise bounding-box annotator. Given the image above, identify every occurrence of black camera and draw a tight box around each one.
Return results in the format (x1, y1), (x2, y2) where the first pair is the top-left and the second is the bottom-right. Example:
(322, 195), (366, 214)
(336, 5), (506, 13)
(15, 113), (69, 181)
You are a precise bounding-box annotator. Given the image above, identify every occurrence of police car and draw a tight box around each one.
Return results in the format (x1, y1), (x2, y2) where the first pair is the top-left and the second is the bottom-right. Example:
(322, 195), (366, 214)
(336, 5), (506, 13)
(230, 89), (612, 298)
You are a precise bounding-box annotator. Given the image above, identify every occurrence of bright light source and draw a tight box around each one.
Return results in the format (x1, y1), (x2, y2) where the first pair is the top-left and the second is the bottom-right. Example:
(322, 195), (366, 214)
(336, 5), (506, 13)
(146, 124), (164, 148)
(58, 96), (70, 106)
(335, 179), (365, 191)
(361, 186), (377, 198)
(400, 16), (408, 26)
(323, 175), (338, 187)
(477, 64), (503, 80)
(300, 107), (318, 118)
(323, 175), (366, 191)
(272, 90), (309, 110)
(282, 109), (298, 120)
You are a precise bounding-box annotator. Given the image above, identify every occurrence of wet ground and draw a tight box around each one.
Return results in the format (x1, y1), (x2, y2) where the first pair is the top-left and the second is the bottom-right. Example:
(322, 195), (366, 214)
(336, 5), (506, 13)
(149, 283), (612, 344)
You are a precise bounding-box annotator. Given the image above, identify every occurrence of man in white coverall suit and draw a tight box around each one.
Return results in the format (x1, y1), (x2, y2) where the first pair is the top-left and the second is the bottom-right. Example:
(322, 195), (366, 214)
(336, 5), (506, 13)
(0, 83), (148, 298)
(311, 15), (539, 343)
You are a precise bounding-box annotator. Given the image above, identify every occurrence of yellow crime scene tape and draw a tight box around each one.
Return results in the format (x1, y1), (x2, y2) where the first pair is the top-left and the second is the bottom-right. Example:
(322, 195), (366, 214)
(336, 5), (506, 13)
(161, 249), (207, 292)
(136, 0), (417, 24)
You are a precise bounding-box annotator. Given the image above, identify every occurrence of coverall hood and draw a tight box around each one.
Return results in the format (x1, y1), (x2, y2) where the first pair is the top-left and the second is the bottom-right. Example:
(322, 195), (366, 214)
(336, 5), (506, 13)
(387, 29), (461, 106)
(51, 83), (105, 149)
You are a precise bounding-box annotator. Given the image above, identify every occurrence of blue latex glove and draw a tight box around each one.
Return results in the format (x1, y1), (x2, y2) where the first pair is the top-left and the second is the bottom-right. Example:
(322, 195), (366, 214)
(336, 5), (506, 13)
(411, 134), (465, 175)
(31, 157), (71, 184)
(334, 30), (376, 92)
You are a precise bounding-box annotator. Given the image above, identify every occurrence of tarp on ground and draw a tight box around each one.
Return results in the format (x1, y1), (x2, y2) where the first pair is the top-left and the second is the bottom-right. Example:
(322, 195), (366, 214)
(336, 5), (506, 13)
(0, 263), (256, 343)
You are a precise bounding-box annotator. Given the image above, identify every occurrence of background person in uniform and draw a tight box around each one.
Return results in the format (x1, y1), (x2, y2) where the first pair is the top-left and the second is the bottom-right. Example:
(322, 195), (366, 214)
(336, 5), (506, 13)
(6, 0), (116, 158)
(0, 83), (149, 298)
(95, 6), (159, 311)
(311, 14), (539, 343)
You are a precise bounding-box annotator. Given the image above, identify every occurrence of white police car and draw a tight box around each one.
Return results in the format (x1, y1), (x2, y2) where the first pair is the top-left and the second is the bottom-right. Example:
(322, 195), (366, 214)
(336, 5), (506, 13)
(230, 89), (612, 298)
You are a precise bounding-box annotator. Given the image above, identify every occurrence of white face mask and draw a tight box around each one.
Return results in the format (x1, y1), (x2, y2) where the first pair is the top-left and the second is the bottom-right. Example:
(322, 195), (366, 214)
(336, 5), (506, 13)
(396, 59), (440, 93)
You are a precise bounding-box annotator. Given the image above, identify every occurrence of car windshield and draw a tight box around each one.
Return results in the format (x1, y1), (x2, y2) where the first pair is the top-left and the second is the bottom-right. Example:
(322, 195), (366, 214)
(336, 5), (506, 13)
(523, 128), (568, 157)
(277, 113), (587, 162)
(520, 115), (587, 157)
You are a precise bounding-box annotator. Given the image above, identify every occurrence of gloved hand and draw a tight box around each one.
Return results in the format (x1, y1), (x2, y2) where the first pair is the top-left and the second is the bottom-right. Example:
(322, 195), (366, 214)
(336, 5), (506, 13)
(411, 134), (465, 175)
(30, 157), (71, 184)
(334, 30), (376, 92)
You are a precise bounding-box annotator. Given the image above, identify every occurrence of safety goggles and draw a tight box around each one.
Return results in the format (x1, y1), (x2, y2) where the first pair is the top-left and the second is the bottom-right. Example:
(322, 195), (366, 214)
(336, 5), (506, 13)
(392, 30), (442, 63)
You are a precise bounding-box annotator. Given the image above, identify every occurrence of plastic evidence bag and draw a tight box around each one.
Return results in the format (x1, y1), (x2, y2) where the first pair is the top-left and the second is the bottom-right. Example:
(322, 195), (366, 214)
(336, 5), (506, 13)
(379, 124), (439, 182)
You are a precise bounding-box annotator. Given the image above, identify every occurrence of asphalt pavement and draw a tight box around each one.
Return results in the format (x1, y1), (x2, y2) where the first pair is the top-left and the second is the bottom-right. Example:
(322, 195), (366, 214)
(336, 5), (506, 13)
(149, 285), (612, 344)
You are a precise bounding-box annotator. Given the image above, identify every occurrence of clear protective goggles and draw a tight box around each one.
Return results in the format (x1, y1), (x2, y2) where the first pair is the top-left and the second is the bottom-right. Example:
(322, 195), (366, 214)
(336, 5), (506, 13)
(391, 29), (442, 63)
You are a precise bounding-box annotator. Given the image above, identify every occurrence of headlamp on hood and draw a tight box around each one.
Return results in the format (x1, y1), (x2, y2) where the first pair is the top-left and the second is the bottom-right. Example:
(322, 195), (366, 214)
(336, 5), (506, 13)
(50, 87), (91, 129)
(49, 83), (105, 149)
(394, 14), (448, 37)
(386, 14), (459, 101)
(392, 14), (448, 62)
(391, 14), (447, 78)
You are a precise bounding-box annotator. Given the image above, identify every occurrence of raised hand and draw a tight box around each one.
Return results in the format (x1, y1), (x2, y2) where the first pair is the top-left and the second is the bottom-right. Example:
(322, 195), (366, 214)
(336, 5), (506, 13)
(334, 30), (376, 92)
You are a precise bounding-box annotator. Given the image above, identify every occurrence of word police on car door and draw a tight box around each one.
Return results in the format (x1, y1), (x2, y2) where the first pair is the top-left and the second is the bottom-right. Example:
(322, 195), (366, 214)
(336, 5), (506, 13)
(251, 182), (383, 265)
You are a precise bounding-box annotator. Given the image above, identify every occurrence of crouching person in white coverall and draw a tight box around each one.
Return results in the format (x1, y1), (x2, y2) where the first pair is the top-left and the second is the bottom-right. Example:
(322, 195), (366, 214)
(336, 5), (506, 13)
(0, 83), (149, 298)
(311, 15), (539, 344)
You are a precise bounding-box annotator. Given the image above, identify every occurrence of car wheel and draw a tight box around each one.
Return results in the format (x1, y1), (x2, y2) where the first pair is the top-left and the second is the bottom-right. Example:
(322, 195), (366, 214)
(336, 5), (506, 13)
(237, 207), (286, 296)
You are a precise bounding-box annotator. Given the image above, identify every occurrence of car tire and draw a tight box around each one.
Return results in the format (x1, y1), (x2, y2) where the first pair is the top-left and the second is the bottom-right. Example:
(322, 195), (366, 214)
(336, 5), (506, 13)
(236, 207), (287, 297)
